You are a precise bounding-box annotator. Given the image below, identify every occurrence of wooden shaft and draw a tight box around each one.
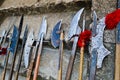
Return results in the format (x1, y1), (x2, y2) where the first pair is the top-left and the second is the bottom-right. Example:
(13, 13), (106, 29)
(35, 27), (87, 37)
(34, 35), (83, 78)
(33, 35), (43, 80)
(114, 44), (120, 80)
(65, 40), (77, 80)
(26, 59), (34, 80)
(79, 46), (84, 80)
(58, 31), (64, 80)
(2, 51), (10, 80)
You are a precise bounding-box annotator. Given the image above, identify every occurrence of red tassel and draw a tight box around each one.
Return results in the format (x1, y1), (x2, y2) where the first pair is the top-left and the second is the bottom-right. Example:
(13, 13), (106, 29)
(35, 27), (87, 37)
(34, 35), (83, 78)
(77, 30), (91, 48)
(105, 9), (120, 29)
(0, 47), (7, 55)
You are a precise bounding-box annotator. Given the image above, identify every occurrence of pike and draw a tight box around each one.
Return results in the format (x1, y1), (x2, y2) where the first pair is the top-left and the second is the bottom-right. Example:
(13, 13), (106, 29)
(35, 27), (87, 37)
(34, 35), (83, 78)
(114, 1), (120, 79)
(8, 15), (24, 80)
(79, 13), (85, 80)
(65, 8), (84, 80)
(33, 16), (47, 80)
(51, 20), (63, 80)
(14, 25), (28, 80)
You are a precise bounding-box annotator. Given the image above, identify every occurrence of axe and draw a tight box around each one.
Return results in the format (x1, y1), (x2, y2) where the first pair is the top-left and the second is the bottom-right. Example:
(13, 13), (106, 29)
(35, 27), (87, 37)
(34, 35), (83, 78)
(51, 20), (63, 80)
(65, 8), (84, 80)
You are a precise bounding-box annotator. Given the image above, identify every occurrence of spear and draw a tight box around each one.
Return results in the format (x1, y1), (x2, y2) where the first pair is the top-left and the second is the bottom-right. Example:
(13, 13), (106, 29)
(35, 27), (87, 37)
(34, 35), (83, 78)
(14, 25), (28, 80)
(33, 16), (47, 80)
(65, 8), (84, 80)
(51, 20), (63, 80)
(8, 15), (24, 80)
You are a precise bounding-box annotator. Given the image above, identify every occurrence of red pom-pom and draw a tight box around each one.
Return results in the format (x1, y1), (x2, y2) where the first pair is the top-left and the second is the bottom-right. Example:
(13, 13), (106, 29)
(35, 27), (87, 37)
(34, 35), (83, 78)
(77, 30), (91, 48)
(105, 9), (120, 29)
(0, 47), (7, 55)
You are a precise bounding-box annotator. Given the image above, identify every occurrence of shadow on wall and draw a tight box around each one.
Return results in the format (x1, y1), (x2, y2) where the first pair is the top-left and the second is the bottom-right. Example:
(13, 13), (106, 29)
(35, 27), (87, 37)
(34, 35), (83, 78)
(0, 0), (5, 6)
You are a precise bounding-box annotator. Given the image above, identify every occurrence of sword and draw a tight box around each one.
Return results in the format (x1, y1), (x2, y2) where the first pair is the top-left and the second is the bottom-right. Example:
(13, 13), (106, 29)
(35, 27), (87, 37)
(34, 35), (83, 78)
(65, 8), (84, 80)
(14, 25), (28, 80)
(8, 15), (24, 80)
(33, 16), (47, 80)
(51, 20), (63, 80)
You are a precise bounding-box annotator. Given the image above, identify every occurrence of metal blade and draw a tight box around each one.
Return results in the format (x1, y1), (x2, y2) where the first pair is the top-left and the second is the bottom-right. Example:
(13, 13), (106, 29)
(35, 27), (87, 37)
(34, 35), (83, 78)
(92, 11), (97, 36)
(38, 16), (47, 40)
(9, 25), (19, 54)
(51, 20), (62, 48)
(24, 29), (34, 68)
(68, 8), (84, 40)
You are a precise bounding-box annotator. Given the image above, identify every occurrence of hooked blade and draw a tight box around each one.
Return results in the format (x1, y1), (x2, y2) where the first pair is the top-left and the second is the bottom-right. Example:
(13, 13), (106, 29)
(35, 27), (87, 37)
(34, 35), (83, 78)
(92, 11), (97, 36)
(24, 29), (34, 68)
(38, 16), (47, 40)
(68, 8), (84, 40)
(9, 25), (19, 54)
(51, 20), (62, 48)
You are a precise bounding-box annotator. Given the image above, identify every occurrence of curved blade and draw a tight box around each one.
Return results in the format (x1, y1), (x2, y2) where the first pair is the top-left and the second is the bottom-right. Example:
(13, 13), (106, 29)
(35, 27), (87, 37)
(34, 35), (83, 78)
(51, 20), (62, 48)
(68, 8), (84, 40)
(38, 16), (47, 40)
(24, 30), (34, 68)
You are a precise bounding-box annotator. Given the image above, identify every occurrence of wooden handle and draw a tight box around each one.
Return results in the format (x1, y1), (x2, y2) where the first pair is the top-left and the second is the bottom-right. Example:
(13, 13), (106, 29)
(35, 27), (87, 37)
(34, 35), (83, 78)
(79, 47), (84, 80)
(65, 55), (75, 80)
(2, 51), (10, 80)
(33, 53), (41, 80)
(26, 59), (34, 80)
(114, 44), (120, 80)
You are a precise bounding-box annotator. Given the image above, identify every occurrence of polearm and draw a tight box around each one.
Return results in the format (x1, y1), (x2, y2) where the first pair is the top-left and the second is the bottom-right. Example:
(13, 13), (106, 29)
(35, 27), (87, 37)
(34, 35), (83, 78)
(79, 14), (85, 80)
(89, 11), (97, 80)
(114, 1), (120, 80)
(2, 26), (18, 80)
(8, 15), (24, 80)
(115, 22), (120, 80)
(26, 30), (35, 80)
(1, 16), (16, 80)
(14, 26), (28, 80)
(33, 16), (47, 80)
(51, 20), (63, 80)
(65, 8), (84, 80)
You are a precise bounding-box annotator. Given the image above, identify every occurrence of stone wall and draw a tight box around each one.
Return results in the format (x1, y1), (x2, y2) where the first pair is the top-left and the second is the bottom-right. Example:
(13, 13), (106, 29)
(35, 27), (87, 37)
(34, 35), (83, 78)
(0, 0), (117, 80)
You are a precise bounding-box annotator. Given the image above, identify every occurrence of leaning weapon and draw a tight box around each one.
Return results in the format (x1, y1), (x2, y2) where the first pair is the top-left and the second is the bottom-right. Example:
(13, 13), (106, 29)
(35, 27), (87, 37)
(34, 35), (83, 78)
(8, 15), (24, 80)
(65, 8), (84, 80)
(1, 16), (16, 80)
(33, 16), (47, 80)
(14, 25), (28, 80)
(51, 20), (63, 80)
(79, 14), (85, 80)
(89, 12), (110, 80)
(24, 29), (34, 68)
(114, 0), (120, 79)
(26, 30), (35, 80)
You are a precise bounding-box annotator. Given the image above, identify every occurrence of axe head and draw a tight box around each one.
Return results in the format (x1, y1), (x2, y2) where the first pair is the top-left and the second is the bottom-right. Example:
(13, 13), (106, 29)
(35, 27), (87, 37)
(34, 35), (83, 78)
(68, 8), (84, 40)
(51, 20), (62, 48)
